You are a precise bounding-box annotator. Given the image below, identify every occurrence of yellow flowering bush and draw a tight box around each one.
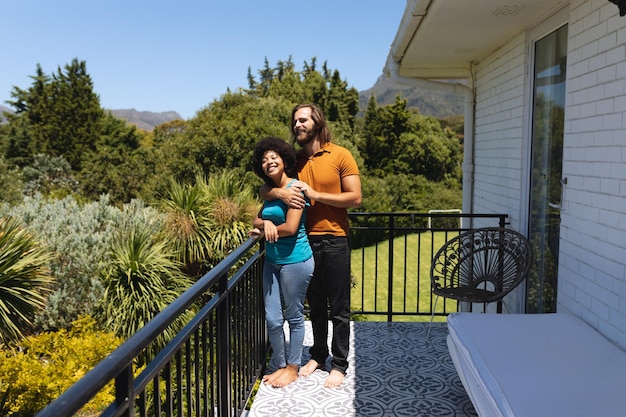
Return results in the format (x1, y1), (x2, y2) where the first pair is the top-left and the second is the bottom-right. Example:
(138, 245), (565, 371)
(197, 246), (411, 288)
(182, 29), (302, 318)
(0, 316), (122, 416)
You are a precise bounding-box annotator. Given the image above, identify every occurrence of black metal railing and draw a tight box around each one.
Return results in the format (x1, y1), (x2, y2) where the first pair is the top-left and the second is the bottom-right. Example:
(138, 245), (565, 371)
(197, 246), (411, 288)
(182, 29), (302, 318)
(35, 236), (267, 417)
(348, 212), (508, 321)
(34, 212), (507, 417)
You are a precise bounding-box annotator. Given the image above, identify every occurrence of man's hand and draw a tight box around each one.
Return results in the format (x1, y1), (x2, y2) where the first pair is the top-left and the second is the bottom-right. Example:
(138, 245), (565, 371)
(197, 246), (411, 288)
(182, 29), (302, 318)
(281, 181), (306, 209)
(297, 181), (318, 202)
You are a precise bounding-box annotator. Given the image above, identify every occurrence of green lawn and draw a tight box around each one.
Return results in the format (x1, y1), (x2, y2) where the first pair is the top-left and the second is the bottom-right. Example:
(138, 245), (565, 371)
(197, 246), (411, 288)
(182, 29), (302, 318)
(351, 231), (457, 322)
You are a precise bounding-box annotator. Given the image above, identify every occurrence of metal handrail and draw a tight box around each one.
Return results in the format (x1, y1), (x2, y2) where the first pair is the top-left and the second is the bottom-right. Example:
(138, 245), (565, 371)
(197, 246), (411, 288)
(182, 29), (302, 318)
(35, 236), (266, 417)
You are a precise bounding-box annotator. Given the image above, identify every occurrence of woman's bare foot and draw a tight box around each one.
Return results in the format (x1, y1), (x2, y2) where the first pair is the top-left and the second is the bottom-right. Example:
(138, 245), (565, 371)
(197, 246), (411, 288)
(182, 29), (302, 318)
(262, 368), (284, 387)
(263, 365), (299, 388)
(324, 369), (345, 388)
(299, 359), (319, 377)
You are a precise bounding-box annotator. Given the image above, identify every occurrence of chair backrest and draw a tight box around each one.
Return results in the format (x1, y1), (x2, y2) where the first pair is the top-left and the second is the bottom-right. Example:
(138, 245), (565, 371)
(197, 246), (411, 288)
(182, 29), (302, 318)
(430, 227), (532, 304)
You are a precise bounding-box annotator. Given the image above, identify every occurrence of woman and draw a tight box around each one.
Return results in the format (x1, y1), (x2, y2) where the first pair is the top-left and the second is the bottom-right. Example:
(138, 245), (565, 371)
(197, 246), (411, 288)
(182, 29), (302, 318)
(249, 136), (314, 388)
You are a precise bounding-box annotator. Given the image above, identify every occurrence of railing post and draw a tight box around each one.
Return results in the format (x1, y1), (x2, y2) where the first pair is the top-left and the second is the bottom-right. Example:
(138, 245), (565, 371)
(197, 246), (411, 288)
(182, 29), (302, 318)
(115, 366), (133, 417)
(217, 271), (232, 417)
(387, 214), (394, 322)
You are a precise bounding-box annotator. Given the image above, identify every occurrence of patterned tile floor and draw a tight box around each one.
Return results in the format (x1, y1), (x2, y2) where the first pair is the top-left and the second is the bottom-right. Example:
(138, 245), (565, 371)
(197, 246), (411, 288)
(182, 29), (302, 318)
(247, 321), (477, 417)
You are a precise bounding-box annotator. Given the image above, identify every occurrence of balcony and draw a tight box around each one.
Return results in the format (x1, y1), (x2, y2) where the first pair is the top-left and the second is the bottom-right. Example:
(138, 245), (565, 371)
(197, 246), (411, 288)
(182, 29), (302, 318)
(248, 321), (475, 416)
(35, 213), (507, 417)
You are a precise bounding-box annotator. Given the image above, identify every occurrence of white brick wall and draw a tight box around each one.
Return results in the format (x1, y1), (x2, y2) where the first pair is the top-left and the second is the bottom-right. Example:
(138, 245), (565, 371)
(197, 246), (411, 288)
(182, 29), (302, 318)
(473, 34), (527, 228)
(472, 0), (626, 348)
(559, 0), (626, 349)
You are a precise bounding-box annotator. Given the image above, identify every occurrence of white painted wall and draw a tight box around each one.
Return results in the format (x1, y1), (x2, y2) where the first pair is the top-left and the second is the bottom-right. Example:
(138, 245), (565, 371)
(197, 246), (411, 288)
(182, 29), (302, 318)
(472, 34), (527, 231)
(471, 0), (626, 348)
(558, 0), (626, 349)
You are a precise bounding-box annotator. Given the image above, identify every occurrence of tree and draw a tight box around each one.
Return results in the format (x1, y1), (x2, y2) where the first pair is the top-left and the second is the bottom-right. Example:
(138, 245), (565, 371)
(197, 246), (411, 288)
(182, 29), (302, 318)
(361, 95), (411, 175)
(361, 95), (461, 181)
(0, 156), (23, 204)
(171, 94), (292, 182)
(246, 57), (359, 131)
(78, 112), (147, 203)
(2, 59), (104, 171)
(47, 59), (104, 170)
(21, 153), (78, 198)
(2, 65), (51, 166)
(0, 217), (53, 344)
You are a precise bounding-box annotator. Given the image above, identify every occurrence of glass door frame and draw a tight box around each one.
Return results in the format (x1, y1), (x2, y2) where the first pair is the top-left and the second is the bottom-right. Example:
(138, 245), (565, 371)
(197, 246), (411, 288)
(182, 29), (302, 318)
(520, 7), (569, 313)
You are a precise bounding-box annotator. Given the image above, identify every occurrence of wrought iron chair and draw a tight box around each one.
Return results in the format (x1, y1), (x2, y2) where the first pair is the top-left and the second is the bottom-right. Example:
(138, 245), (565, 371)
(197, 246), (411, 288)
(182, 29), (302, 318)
(427, 227), (532, 338)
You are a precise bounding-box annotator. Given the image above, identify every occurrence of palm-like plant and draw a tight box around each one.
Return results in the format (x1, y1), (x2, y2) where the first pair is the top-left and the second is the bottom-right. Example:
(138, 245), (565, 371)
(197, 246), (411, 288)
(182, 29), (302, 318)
(95, 224), (194, 353)
(201, 170), (260, 263)
(160, 171), (260, 277)
(0, 217), (53, 344)
(160, 176), (214, 277)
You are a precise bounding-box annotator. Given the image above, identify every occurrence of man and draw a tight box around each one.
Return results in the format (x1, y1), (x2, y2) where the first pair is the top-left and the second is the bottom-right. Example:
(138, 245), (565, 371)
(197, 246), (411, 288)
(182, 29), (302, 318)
(262, 103), (361, 388)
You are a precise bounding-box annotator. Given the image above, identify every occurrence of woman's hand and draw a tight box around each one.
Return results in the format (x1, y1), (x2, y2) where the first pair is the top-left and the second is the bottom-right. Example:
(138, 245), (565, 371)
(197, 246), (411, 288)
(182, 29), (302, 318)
(263, 220), (279, 243)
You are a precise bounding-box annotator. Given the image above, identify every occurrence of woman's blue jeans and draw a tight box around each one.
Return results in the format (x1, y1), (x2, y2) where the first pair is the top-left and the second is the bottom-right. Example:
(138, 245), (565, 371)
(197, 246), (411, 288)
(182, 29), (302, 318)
(263, 256), (314, 369)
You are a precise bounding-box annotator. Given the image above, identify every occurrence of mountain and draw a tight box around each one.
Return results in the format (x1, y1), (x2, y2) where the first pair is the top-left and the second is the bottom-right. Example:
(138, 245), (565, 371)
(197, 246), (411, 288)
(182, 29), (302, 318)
(358, 75), (465, 118)
(1, 105), (181, 131)
(108, 109), (183, 131)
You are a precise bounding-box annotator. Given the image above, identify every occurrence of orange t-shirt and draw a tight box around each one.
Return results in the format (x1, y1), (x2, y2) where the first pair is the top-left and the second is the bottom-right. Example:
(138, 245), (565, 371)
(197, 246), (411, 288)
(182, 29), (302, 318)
(296, 142), (360, 237)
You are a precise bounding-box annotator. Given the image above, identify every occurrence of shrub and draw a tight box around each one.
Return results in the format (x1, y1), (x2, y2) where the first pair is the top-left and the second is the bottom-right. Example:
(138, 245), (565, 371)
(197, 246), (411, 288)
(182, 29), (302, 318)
(0, 195), (164, 331)
(0, 217), (53, 344)
(0, 316), (122, 416)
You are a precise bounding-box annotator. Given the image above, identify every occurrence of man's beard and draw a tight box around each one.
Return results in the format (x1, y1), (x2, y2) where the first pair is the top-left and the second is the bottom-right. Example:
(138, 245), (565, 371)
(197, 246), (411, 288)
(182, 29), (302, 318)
(295, 129), (315, 146)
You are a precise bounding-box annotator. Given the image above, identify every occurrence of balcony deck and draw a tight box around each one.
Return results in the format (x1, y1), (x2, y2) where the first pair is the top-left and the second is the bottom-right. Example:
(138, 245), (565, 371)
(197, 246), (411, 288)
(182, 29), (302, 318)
(248, 321), (478, 417)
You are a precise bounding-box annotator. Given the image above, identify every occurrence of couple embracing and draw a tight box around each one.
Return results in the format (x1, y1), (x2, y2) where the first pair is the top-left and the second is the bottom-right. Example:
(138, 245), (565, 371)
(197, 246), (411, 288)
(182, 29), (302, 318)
(249, 104), (362, 389)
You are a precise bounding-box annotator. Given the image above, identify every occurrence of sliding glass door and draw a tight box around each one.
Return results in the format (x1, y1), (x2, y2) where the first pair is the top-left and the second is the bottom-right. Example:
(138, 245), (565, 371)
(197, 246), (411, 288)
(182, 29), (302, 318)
(526, 24), (567, 313)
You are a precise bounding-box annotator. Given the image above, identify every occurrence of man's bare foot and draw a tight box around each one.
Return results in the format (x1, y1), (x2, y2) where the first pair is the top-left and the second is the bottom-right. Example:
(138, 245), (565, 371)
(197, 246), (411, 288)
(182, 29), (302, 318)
(263, 365), (299, 388)
(324, 369), (345, 388)
(299, 359), (319, 377)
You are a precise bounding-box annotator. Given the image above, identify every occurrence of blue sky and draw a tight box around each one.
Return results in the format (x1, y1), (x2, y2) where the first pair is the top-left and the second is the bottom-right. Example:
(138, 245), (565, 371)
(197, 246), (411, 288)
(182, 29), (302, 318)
(1, 1), (406, 120)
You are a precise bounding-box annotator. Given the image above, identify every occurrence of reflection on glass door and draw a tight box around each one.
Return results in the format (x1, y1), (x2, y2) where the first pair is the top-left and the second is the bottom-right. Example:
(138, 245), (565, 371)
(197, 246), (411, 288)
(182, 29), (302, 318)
(526, 24), (567, 313)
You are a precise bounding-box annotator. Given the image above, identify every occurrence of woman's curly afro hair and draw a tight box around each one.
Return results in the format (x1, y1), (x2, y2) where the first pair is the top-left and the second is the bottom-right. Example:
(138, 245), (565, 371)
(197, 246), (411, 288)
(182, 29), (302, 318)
(251, 136), (297, 185)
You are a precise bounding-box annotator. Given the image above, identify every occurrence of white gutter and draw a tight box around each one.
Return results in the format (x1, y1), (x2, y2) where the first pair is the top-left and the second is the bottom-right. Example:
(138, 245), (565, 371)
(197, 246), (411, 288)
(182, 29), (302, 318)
(384, 58), (476, 226)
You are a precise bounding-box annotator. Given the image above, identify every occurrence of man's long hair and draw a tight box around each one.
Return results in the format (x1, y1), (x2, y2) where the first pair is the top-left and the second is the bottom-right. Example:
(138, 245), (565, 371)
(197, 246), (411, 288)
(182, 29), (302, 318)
(290, 103), (333, 145)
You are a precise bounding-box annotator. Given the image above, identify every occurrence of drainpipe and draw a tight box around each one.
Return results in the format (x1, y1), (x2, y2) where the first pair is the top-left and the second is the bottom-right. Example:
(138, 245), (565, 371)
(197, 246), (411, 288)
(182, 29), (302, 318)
(384, 58), (475, 227)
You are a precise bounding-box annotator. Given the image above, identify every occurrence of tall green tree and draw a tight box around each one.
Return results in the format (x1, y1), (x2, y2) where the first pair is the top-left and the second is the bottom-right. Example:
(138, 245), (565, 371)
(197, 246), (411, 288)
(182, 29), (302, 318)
(246, 57), (359, 131)
(48, 59), (104, 170)
(3, 66), (51, 166)
(78, 112), (146, 203)
(3, 59), (104, 171)
(361, 95), (461, 181)
(362, 95), (411, 175)
(173, 93), (292, 182)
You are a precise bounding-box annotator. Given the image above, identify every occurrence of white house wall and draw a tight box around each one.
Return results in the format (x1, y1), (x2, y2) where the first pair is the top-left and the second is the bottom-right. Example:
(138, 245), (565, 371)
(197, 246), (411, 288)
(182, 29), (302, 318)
(558, 0), (626, 349)
(472, 33), (527, 231)
(471, 0), (626, 349)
